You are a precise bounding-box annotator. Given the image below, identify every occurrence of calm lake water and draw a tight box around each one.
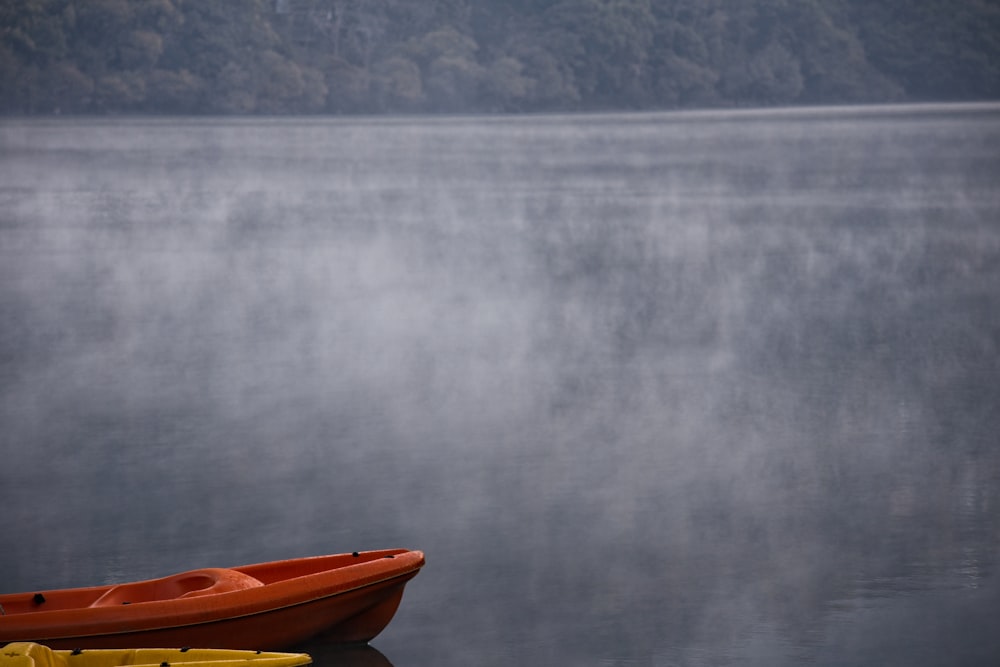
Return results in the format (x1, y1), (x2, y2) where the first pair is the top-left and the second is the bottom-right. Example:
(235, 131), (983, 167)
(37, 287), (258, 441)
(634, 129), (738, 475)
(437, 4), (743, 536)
(2, 104), (999, 666)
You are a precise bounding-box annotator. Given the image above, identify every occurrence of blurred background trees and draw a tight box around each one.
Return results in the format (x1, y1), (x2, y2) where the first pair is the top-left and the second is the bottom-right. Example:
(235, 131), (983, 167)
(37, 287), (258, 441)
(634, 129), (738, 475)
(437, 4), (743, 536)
(0, 0), (997, 114)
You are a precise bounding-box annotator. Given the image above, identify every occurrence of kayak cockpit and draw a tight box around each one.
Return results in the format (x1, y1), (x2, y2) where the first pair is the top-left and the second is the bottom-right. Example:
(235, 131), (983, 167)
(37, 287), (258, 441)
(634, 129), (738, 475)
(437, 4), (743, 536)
(0, 568), (264, 615)
(88, 568), (263, 606)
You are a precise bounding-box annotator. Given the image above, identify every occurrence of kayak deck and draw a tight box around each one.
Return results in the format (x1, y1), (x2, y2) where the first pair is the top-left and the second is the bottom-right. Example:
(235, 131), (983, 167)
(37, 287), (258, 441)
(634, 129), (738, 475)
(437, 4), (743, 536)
(0, 643), (312, 667)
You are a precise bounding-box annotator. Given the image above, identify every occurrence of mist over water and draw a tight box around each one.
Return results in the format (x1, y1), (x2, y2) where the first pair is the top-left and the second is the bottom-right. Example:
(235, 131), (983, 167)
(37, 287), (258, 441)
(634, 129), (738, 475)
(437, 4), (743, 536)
(2, 105), (999, 666)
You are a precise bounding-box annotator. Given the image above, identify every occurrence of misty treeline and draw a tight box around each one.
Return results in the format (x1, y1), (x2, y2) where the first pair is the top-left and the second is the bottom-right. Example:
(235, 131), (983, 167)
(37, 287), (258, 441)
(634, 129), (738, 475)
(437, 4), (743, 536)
(2, 0), (998, 115)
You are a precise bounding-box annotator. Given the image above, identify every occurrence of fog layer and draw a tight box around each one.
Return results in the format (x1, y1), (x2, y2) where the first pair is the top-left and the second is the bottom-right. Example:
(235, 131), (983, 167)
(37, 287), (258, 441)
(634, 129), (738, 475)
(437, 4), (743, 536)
(2, 106), (999, 665)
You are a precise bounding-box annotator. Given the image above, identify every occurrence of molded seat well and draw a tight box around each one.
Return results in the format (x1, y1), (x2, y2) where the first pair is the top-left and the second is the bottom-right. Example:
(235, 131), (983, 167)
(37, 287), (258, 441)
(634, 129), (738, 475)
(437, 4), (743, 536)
(89, 569), (263, 607)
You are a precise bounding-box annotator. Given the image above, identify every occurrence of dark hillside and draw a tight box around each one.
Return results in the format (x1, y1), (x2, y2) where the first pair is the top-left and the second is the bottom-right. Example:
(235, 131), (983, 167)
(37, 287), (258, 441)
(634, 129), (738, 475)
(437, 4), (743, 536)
(1, 0), (997, 114)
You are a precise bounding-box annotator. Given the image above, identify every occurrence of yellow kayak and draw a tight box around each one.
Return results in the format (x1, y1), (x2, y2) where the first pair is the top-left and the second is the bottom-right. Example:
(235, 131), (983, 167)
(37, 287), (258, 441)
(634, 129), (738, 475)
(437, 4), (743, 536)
(0, 643), (311, 667)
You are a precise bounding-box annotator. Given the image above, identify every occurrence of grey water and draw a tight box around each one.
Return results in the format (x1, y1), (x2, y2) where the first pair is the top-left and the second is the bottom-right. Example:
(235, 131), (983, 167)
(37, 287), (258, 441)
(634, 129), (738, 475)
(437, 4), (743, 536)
(1, 104), (999, 666)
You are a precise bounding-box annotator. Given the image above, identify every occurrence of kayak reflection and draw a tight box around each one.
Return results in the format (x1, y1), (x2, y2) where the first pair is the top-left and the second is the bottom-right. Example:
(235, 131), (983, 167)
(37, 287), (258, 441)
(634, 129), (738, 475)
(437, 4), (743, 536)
(292, 643), (392, 667)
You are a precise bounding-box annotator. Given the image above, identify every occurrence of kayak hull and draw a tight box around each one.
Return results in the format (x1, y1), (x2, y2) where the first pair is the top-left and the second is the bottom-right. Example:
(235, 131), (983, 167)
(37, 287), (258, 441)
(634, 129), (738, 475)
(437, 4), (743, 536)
(0, 550), (423, 650)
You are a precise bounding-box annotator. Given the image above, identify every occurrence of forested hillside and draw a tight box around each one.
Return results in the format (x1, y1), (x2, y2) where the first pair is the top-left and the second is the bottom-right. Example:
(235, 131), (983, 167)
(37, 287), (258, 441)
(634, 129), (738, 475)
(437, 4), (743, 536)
(2, 0), (998, 115)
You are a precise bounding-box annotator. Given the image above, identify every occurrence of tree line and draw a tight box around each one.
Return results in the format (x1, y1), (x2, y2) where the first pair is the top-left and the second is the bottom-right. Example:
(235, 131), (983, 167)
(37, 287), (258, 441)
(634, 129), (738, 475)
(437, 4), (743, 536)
(1, 0), (998, 115)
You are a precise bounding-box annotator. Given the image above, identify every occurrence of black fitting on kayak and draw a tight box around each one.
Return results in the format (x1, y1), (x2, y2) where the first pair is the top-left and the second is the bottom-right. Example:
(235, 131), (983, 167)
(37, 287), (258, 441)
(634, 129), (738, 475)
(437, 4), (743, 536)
(33, 593), (46, 604)
(161, 662), (170, 666)
(384, 555), (395, 559)
(255, 651), (262, 655)
(180, 648), (190, 653)
(352, 552), (359, 557)
(71, 649), (83, 656)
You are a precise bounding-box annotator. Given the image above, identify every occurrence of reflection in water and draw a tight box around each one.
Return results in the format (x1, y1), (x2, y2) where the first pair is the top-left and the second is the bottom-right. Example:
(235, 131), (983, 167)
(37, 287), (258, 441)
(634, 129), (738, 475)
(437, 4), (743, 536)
(1, 105), (999, 665)
(295, 642), (394, 667)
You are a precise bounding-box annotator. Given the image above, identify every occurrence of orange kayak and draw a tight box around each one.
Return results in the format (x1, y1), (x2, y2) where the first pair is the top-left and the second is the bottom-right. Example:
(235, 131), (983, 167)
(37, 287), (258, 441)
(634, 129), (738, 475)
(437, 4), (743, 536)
(0, 549), (424, 650)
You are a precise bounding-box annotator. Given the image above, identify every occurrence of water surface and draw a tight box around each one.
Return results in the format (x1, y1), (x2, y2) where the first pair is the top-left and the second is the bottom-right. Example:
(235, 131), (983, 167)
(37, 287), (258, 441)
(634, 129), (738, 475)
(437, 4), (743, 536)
(2, 104), (999, 665)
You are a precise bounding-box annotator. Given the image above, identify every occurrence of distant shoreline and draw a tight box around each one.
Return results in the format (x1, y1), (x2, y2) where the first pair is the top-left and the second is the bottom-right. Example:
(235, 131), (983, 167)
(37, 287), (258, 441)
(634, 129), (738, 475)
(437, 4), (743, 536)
(3, 100), (999, 125)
